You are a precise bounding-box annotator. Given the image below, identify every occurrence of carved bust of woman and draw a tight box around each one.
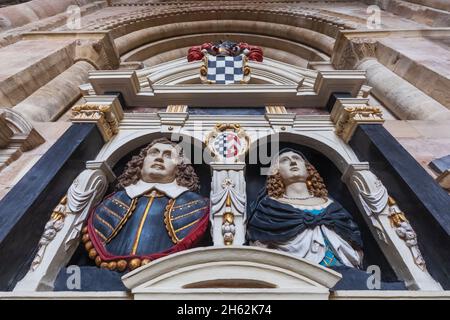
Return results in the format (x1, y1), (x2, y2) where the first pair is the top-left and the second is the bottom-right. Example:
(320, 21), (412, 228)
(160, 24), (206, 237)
(246, 149), (363, 268)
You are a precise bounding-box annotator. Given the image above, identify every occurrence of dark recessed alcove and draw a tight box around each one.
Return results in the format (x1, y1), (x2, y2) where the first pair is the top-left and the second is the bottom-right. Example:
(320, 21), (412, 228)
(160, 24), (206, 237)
(64, 135), (213, 274)
(245, 140), (400, 283)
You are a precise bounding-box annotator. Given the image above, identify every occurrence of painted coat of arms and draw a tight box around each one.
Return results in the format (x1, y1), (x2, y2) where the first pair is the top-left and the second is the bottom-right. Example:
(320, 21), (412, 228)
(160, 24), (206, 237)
(188, 40), (263, 85)
(206, 123), (250, 162)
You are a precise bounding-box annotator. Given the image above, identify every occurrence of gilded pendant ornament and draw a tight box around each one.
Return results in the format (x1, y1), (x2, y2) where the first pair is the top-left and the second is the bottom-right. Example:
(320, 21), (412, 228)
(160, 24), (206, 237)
(387, 197), (427, 271)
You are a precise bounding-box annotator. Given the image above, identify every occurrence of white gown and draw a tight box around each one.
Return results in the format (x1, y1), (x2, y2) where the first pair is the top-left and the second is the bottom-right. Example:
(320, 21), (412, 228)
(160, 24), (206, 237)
(251, 200), (363, 268)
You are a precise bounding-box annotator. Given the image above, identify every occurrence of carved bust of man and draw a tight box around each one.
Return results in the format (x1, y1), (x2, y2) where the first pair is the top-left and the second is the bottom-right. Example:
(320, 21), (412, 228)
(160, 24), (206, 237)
(246, 149), (363, 268)
(82, 138), (209, 272)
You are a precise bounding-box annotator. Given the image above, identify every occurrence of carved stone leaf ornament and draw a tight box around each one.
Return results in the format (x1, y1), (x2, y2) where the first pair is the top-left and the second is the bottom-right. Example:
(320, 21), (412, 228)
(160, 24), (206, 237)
(71, 104), (119, 142)
(30, 201), (67, 272)
(388, 197), (427, 271)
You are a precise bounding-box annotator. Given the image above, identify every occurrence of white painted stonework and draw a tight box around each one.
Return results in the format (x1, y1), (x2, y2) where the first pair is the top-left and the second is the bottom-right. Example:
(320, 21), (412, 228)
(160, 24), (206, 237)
(14, 169), (108, 291)
(122, 247), (342, 300)
(342, 164), (442, 291)
(10, 64), (446, 298)
(210, 162), (247, 246)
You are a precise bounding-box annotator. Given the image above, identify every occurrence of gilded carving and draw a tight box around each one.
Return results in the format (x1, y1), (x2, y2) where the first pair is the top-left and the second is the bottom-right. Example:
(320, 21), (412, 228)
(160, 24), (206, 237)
(335, 106), (384, 143)
(31, 196), (68, 271)
(387, 197), (426, 271)
(71, 104), (119, 142)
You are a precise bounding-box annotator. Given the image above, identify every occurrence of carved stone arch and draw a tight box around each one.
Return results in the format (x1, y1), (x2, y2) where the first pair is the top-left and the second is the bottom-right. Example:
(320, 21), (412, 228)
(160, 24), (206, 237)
(247, 130), (359, 173)
(122, 247), (342, 300)
(246, 130), (442, 291)
(121, 32), (329, 68)
(107, 7), (350, 49)
(95, 130), (208, 174)
(142, 58), (309, 86)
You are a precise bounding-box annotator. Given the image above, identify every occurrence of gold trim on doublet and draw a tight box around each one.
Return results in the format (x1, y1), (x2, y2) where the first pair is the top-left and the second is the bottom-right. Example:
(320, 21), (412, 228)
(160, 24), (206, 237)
(131, 195), (155, 255)
(105, 198), (138, 244)
(164, 198), (178, 244)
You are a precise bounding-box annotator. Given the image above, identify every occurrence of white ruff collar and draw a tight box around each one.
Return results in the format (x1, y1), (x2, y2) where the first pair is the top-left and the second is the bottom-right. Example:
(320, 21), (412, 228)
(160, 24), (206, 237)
(125, 180), (189, 199)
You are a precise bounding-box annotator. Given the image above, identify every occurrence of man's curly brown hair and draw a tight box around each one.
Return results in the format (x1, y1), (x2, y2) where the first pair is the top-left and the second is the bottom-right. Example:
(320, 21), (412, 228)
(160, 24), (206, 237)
(267, 156), (328, 199)
(117, 138), (200, 192)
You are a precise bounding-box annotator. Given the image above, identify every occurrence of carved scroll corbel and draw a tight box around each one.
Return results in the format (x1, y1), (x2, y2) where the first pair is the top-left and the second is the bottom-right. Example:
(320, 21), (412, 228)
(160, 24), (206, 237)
(344, 164), (442, 290)
(29, 169), (108, 272)
(64, 169), (109, 251)
(349, 169), (389, 242)
(15, 169), (109, 291)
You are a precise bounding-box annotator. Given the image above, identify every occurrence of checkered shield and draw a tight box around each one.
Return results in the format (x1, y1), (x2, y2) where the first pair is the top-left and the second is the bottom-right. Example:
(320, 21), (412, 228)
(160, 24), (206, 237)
(213, 132), (242, 158)
(205, 54), (247, 84)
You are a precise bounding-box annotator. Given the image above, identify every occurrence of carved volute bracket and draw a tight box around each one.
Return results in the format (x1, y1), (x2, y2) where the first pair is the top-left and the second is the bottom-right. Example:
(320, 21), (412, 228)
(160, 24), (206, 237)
(342, 163), (442, 290)
(14, 169), (109, 292)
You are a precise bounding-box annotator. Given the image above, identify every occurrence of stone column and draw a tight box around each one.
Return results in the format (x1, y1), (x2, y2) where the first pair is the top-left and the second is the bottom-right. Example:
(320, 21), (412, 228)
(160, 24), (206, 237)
(13, 61), (95, 122)
(357, 59), (450, 120)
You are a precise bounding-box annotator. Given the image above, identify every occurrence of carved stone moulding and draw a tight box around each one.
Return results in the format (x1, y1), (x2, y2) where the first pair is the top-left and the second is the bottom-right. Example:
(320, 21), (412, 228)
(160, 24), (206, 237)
(265, 105), (296, 132)
(0, 108), (45, 172)
(122, 247), (342, 300)
(87, 69), (366, 109)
